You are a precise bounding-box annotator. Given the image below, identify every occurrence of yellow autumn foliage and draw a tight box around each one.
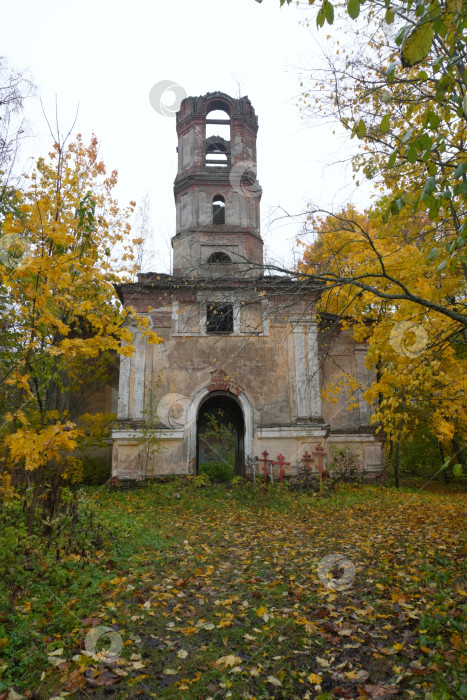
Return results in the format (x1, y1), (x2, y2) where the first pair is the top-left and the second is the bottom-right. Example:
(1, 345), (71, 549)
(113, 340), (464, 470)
(300, 205), (467, 449)
(0, 134), (162, 475)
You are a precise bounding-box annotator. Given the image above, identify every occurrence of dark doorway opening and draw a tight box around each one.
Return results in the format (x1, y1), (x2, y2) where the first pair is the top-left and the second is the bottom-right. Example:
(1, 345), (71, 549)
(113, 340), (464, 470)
(196, 392), (245, 478)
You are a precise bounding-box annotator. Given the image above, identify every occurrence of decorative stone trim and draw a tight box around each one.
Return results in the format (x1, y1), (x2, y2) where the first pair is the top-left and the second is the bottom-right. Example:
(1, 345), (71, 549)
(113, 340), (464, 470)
(111, 429), (184, 440)
(257, 426), (328, 439)
(208, 368), (244, 396)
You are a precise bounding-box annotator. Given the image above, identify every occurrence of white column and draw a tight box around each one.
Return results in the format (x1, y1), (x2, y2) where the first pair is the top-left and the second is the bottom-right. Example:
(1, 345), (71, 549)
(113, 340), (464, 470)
(293, 326), (308, 419)
(117, 350), (131, 420)
(354, 344), (373, 426)
(307, 322), (322, 419)
(132, 331), (146, 421)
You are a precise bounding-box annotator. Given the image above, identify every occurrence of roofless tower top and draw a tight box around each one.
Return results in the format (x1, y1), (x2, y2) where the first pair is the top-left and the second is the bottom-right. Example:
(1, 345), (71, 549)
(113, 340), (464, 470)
(171, 91), (263, 278)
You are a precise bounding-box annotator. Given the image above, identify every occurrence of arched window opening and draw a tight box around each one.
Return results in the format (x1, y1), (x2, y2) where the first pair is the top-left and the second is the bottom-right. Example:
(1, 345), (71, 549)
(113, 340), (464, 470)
(207, 251), (231, 264)
(212, 195), (225, 224)
(206, 107), (230, 142)
(206, 139), (228, 168)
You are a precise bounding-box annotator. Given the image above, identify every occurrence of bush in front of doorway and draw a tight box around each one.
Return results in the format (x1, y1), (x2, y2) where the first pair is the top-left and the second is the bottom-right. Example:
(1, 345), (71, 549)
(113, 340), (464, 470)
(199, 458), (235, 483)
(81, 456), (111, 485)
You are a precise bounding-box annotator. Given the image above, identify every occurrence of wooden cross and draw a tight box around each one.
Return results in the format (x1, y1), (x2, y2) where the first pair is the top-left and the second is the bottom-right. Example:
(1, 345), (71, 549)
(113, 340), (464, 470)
(312, 443), (328, 494)
(270, 453), (290, 482)
(312, 443), (327, 476)
(261, 450), (270, 486)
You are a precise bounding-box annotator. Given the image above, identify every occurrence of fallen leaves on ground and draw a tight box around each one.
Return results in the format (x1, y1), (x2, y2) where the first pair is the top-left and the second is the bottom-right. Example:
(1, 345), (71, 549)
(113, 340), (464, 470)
(3, 482), (466, 699)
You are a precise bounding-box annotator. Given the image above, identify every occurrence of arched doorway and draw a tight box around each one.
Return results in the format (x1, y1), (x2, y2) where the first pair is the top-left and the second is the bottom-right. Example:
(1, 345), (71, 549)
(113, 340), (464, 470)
(196, 392), (245, 477)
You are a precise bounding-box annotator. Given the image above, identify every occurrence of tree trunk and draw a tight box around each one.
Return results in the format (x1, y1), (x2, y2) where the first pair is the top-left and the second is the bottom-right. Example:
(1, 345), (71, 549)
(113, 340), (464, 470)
(452, 438), (465, 467)
(438, 441), (449, 485)
(393, 441), (400, 488)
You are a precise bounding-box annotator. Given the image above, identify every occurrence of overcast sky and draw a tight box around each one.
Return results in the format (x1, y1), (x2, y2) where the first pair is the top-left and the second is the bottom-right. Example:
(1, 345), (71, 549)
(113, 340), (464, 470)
(3, 0), (373, 272)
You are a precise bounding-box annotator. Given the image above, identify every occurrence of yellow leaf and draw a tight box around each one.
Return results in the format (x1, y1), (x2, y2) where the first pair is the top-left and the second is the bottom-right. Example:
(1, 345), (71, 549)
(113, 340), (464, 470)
(215, 655), (242, 668)
(267, 675), (282, 686)
(308, 673), (323, 684)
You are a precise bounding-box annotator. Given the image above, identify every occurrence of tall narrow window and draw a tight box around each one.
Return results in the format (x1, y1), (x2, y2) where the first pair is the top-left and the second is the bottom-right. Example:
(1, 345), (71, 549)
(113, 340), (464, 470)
(206, 108), (230, 141)
(205, 105), (230, 168)
(213, 195), (225, 224)
(206, 303), (233, 333)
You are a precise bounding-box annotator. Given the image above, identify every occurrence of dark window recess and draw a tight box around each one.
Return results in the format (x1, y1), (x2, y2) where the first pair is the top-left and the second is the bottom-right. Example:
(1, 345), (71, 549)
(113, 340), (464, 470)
(208, 251), (231, 264)
(213, 195), (225, 224)
(206, 303), (233, 333)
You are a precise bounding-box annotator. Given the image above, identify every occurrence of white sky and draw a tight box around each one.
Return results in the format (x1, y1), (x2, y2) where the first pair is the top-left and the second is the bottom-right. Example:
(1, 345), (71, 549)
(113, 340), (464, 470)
(2, 0), (374, 273)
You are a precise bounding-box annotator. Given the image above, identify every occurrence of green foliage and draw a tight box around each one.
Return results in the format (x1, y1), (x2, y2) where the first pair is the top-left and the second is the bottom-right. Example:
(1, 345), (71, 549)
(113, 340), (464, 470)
(139, 379), (163, 477)
(275, 0), (467, 270)
(198, 409), (236, 482)
(0, 489), (108, 691)
(80, 456), (111, 485)
(199, 458), (236, 483)
(400, 22), (435, 67)
(189, 472), (211, 488)
(328, 445), (363, 482)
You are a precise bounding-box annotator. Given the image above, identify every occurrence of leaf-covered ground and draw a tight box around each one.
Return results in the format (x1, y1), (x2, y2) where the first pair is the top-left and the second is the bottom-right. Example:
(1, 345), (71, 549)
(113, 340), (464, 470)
(2, 482), (466, 699)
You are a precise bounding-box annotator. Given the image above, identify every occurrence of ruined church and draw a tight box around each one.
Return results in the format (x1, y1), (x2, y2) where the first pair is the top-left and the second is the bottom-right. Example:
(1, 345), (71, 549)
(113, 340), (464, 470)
(111, 92), (384, 479)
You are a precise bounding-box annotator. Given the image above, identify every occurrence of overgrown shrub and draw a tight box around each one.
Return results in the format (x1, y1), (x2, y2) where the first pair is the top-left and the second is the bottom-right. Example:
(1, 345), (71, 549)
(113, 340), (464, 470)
(199, 458), (235, 483)
(328, 446), (363, 483)
(81, 456), (111, 485)
(189, 473), (211, 488)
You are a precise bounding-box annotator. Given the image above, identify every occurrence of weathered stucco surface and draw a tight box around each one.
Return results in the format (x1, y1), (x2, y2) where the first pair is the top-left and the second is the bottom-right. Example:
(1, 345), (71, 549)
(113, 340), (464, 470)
(111, 92), (384, 479)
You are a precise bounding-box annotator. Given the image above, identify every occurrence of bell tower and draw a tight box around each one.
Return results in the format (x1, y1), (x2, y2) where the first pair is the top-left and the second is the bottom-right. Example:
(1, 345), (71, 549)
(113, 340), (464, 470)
(172, 91), (263, 278)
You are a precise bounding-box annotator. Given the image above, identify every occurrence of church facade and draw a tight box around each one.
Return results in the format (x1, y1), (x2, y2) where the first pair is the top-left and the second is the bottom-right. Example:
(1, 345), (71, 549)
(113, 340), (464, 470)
(111, 92), (384, 479)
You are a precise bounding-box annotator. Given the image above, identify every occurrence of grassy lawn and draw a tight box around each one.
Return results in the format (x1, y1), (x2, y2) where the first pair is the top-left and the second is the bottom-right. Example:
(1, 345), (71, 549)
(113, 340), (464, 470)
(1, 480), (466, 699)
